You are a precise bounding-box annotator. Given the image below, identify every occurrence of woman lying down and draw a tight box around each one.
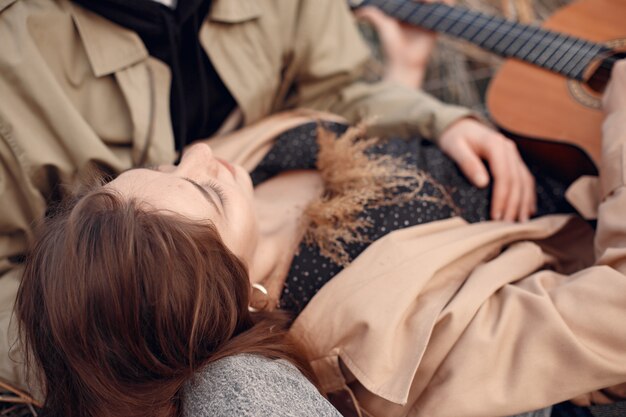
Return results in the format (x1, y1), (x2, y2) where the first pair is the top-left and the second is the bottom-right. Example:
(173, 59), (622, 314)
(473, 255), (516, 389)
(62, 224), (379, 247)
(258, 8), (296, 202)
(16, 61), (626, 417)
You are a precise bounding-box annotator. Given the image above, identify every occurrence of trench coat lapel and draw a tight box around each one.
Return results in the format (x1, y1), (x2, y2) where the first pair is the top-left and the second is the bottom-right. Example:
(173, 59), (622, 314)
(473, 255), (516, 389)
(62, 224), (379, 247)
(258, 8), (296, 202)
(70, 0), (272, 147)
(69, 1), (171, 166)
(69, 2), (147, 77)
(201, 0), (273, 126)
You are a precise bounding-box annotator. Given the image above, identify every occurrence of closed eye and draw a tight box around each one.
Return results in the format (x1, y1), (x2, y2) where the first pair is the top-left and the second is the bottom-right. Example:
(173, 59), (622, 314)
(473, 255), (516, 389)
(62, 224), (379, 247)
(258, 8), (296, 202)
(182, 177), (224, 216)
(201, 178), (228, 206)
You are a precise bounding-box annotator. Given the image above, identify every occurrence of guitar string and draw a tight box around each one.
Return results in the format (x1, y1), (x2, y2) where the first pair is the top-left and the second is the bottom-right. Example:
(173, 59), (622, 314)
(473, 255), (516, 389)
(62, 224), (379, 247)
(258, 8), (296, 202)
(367, 0), (610, 80)
(383, 0), (606, 57)
(382, 0), (605, 61)
(374, 0), (593, 49)
(425, 10), (601, 80)
(362, 0), (621, 87)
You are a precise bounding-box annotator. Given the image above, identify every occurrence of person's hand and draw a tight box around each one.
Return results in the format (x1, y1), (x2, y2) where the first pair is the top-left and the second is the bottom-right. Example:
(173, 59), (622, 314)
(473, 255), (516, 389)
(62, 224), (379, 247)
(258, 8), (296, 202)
(602, 59), (626, 115)
(599, 60), (626, 165)
(355, 6), (437, 89)
(438, 118), (536, 222)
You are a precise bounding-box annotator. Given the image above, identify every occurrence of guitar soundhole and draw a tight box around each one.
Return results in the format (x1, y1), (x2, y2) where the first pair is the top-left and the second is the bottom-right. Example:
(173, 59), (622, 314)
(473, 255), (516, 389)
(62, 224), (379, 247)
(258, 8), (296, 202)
(567, 79), (602, 109)
(567, 40), (626, 109)
(588, 51), (626, 93)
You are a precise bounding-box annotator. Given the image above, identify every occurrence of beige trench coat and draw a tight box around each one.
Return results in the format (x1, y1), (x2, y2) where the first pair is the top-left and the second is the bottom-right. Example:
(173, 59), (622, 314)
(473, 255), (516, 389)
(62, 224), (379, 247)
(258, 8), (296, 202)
(0, 0), (471, 388)
(205, 112), (626, 417)
(183, 110), (626, 417)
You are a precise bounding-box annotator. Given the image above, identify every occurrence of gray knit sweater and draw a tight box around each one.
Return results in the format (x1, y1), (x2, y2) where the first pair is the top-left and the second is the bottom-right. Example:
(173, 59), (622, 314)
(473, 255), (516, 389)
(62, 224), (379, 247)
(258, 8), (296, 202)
(181, 354), (558, 417)
(182, 354), (342, 417)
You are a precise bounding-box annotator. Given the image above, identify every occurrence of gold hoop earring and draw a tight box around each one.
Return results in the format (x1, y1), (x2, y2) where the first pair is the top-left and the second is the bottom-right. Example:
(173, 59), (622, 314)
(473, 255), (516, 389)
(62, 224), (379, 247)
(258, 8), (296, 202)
(248, 283), (269, 312)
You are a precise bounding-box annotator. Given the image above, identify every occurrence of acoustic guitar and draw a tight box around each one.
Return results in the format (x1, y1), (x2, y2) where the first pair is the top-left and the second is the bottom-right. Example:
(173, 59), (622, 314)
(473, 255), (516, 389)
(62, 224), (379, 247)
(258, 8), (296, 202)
(350, 0), (626, 181)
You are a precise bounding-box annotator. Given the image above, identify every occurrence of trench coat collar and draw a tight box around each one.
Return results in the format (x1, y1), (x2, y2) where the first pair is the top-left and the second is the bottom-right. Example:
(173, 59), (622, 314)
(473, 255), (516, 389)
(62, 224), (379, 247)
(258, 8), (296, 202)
(69, 1), (148, 77)
(209, 0), (261, 23)
(68, 0), (260, 78)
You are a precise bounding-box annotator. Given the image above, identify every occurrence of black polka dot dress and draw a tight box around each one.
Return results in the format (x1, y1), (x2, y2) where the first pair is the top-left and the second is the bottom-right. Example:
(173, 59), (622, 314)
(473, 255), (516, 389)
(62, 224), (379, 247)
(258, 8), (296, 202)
(249, 122), (573, 315)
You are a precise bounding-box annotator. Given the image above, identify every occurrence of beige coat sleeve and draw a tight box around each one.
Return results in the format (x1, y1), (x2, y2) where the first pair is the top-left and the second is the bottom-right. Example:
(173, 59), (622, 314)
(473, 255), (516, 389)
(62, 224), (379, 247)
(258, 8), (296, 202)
(568, 110), (626, 407)
(290, 110), (626, 417)
(410, 111), (626, 417)
(0, 117), (44, 390)
(0, 115), (47, 274)
(289, 0), (473, 141)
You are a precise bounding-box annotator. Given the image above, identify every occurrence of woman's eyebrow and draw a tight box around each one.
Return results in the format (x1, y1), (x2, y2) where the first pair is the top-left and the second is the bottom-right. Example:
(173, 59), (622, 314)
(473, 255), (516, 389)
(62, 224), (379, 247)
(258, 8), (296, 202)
(182, 177), (223, 215)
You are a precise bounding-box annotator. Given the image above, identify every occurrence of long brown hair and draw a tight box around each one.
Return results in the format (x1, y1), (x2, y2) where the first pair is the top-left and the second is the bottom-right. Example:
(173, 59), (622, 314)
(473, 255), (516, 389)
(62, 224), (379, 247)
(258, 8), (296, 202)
(15, 187), (313, 417)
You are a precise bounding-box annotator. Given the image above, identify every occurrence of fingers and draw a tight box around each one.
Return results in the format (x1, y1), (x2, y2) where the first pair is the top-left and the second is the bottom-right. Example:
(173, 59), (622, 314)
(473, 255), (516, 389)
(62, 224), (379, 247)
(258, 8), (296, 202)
(602, 59), (626, 114)
(517, 157), (536, 221)
(423, 0), (455, 5)
(354, 7), (402, 49)
(485, 135), (513, 221)
(448, 138), (490, 188)
(504, 141), (536, 222)
(355, 6), (435, 88)
(354, 6), (393, 31)
(439, 119), (537, 222)
(485, 135), (536, 222)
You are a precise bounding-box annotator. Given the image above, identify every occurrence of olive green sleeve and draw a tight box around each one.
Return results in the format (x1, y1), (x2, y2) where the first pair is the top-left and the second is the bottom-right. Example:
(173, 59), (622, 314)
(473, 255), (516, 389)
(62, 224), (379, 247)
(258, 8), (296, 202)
(290, 0), (473, 141)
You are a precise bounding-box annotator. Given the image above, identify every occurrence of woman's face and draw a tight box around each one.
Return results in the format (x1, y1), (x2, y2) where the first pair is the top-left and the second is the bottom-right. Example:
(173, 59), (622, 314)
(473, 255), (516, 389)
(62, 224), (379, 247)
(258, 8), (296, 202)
(108, 143), (259, 263)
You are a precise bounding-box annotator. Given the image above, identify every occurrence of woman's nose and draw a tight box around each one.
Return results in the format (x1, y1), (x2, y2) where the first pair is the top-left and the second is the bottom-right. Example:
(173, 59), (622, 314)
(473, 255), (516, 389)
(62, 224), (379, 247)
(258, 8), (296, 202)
(178, 143), (219, 176)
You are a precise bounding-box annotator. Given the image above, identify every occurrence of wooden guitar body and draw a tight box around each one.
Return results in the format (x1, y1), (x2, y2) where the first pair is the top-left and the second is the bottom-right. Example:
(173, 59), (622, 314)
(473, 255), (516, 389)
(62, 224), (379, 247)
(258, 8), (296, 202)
(353, 0), (625, 180)
(487, 0), (626, 179)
